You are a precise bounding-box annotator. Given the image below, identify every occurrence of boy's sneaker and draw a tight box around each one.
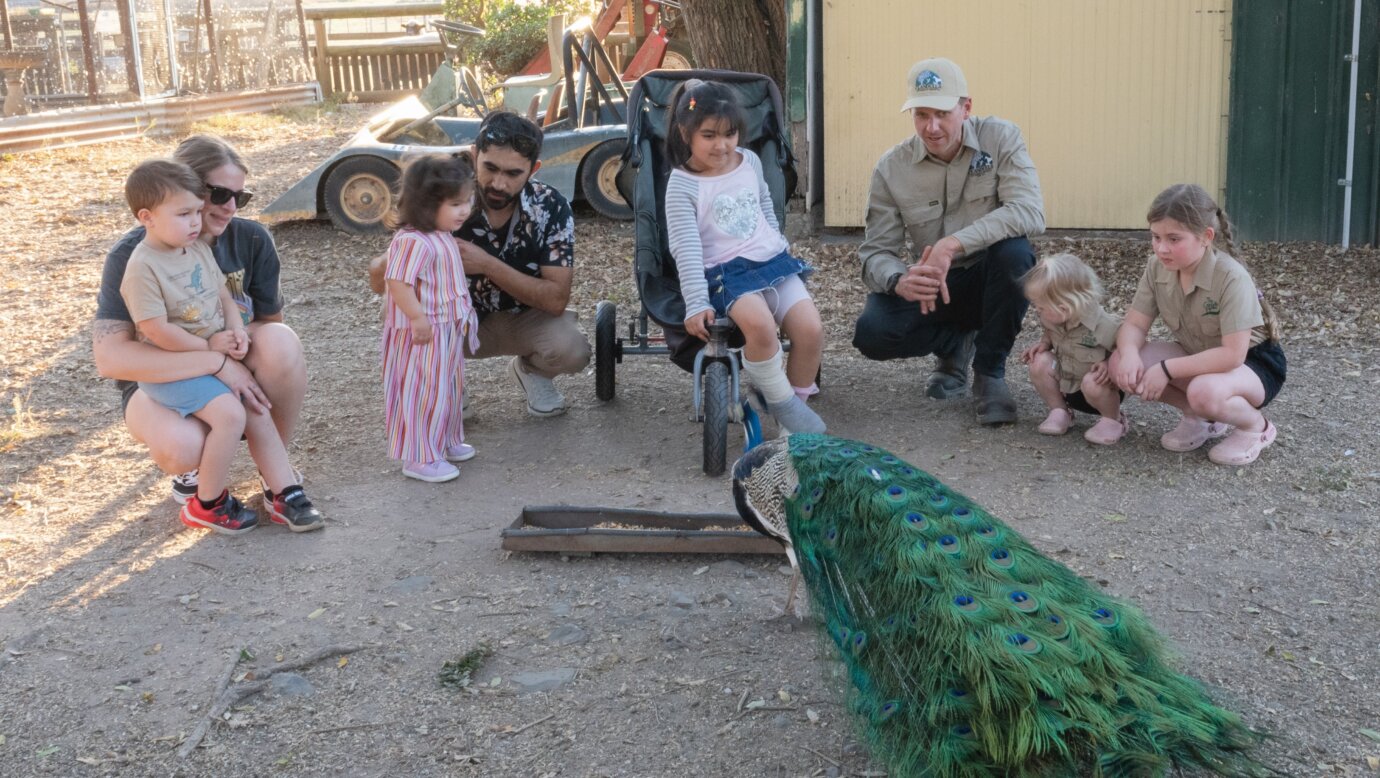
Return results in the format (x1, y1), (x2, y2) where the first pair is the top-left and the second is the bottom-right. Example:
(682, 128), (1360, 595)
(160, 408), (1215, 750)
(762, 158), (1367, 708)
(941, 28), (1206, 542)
(180, 492), (258, 536)
(445, 443), (477, 462)
(510, 357), (566, 417)
(259, 466), (305, 502)
(269, 486), (325, 533)
(171, 470), (199, 504)
(403, 460), (460, 483)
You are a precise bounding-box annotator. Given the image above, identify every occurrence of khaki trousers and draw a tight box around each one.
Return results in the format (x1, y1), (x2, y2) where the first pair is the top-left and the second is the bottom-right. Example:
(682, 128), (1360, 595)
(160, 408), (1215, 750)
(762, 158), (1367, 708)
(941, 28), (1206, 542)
(465, 308), (591, 379)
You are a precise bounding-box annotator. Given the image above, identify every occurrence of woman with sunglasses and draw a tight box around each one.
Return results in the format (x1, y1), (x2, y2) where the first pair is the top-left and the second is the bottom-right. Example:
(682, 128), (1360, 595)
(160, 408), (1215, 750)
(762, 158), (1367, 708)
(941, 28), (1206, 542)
(93, 134), (312, 519)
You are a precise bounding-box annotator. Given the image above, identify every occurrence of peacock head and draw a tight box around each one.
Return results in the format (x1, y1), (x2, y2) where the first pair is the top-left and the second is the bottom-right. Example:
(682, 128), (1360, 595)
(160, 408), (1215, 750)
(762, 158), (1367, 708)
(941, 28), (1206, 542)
(731, 438), (798, 559)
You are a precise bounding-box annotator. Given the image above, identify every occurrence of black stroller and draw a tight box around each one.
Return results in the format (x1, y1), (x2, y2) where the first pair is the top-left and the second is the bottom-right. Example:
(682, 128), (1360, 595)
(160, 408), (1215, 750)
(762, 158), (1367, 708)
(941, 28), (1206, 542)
(592, 69), (799, 476)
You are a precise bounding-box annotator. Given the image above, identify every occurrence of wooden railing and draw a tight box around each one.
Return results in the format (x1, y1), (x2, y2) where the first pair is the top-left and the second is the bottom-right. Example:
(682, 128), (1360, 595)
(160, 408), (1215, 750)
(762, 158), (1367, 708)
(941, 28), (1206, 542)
(303, 2), (446, 102)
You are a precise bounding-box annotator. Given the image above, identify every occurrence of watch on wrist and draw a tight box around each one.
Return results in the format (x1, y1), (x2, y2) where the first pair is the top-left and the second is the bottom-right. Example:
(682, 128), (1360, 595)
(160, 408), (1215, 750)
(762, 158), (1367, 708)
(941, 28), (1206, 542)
(886, 272), (902, 295)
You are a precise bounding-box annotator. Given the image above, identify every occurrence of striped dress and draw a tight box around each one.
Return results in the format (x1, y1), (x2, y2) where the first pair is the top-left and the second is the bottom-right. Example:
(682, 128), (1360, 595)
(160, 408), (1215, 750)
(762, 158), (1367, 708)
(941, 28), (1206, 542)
(381, 228), (479, 464)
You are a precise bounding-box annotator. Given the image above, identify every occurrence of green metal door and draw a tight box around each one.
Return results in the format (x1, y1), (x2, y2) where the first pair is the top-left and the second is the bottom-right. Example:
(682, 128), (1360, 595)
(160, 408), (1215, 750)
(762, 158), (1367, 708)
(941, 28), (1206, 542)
(1227, 0), (1379, 245)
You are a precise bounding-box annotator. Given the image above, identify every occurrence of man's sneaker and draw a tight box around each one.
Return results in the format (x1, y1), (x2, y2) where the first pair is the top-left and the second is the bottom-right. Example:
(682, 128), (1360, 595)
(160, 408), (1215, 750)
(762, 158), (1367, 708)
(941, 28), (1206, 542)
(461, 387), (475, 420)
(510, 356), (566, 417)
(926, 331), (976, 399)
(171, 470), (199, 505)
(180, 492), (258, 536)
(974, 374), (1018, 426)
(269, 487), (325, 533)
(403, 460), (460, 483)
(259, 466), (304, 502)
(445, 443), (477, 462)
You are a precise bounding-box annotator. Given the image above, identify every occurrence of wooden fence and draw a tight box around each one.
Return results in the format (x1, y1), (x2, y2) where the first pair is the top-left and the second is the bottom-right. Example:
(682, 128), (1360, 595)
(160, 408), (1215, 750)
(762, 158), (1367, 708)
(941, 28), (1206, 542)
(304, 2), (446, 102)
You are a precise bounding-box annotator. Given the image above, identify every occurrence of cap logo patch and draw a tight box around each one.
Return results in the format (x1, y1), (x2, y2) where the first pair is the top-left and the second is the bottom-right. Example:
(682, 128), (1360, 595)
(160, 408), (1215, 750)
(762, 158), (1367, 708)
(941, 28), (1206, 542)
(915, 70), (943, 92)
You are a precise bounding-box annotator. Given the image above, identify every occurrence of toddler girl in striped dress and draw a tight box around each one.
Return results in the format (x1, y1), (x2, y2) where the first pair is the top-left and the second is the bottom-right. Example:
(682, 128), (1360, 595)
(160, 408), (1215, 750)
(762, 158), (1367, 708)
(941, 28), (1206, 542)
(381, 154), (479, 483)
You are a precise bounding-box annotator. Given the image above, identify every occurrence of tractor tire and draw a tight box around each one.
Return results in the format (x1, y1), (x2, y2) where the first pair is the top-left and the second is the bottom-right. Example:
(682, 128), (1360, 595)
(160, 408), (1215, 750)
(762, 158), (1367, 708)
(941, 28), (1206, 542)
(324, 156), (399, 234)
(579, 140), (633, 221)
(702, 360), (729, 476)
(595, 300), (619, 401)
(661, 38), (695, 70)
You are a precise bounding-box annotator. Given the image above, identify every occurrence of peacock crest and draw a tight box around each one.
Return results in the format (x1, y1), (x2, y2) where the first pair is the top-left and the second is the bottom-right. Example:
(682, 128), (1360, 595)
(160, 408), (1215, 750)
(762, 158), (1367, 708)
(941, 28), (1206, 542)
(733, 434), (1267, 778)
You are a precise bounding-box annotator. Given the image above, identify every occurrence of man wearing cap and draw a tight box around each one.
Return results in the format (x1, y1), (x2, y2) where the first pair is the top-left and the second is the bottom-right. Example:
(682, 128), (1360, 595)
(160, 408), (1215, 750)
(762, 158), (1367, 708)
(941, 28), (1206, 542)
(852, 57), (1045, 425)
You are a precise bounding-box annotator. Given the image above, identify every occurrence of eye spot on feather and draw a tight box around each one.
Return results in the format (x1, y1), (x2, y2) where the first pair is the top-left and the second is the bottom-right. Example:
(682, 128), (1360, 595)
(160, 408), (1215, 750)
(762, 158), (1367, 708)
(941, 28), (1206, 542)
(876, 700), (901, 722)
(851, 631), (867, 655)
(939, 535), (960, 555)
(885, 485), (907, 504)
(824, 526), (839, 545)
(897, 466), (917, 477)
(811, 486), (824, 500)
(948, 687), (967, 699)
(952, 506), (971, 521)
(953, 595), (979, 612)
(976, 525), (998, 539)
(953, 724), (976, 739)
(839, 447), (859, 458)
(1007, 633), (1042, 654)
(1009, 591), (1039, 612)
(1092, 607), (1119, 627)
(902, 511), (928, 531)
(928, 492), (949, 508)
(880, 455), (899, 464)
(989, 548), (1014, 568)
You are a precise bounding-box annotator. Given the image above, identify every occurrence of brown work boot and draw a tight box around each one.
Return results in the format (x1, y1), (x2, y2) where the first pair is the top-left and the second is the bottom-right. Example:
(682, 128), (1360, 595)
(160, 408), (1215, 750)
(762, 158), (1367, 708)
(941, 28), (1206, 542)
(973, 374), (1017, 426)
(925, 331), (976, 400)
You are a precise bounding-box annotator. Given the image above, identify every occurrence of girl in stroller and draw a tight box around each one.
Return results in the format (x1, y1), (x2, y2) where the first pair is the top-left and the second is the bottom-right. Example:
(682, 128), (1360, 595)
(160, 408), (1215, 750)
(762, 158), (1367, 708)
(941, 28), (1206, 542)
(664, 79), (826, 434)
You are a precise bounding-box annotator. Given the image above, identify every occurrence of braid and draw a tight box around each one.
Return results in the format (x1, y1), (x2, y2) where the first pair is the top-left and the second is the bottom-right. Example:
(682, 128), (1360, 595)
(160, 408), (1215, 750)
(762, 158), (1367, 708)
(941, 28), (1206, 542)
(1214, 206), (1238, 255)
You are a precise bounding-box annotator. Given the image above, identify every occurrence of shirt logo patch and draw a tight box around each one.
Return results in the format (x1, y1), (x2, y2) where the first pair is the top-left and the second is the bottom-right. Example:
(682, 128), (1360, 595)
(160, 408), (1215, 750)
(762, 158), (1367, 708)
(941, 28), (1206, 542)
(970, 152), (994, 176)
(1203, 298), (1220, 316)
(915, 70), (943, 92)
(1079, 333), (1098, 348)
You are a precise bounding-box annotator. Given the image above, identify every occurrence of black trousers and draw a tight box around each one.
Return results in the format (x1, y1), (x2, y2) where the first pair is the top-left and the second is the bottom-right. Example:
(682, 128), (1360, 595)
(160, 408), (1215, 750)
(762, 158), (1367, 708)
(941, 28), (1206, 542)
(852, 236), (1036, 378)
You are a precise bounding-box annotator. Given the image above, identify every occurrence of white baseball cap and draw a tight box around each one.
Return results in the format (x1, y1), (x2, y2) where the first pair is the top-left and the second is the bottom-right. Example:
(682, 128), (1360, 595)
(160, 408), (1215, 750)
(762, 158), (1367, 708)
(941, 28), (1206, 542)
(900, 57), (968, 112)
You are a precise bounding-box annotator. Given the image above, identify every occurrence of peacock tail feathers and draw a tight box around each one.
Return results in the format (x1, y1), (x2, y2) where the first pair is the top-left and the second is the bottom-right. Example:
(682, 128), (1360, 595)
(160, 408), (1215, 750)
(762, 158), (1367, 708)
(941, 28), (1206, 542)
(735, 434), (1266, 778)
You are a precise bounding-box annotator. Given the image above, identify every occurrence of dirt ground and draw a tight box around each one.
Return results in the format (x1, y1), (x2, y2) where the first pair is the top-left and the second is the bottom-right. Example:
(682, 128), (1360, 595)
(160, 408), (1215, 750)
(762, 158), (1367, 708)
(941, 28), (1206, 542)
(1, 105), (1379, 777)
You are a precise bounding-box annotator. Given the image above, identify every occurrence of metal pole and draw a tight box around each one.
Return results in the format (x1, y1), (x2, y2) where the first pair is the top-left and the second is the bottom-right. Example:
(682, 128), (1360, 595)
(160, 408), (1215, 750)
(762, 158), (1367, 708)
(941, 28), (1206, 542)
(2, 0), (14, 52)
(162, 0), (178, 92)
(294, 0), (310, 70)
(1340, 0), (1362, 248)
(202, 0), (220, 91)
(75, 0), (98, 100)
(116, 0), (140, 97)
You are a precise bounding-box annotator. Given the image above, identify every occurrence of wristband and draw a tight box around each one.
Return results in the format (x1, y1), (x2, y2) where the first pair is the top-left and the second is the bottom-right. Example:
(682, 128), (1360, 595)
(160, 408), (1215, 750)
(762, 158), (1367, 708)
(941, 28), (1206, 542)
(214, 353), (229, 377)
(1159, 360), (1173, 380)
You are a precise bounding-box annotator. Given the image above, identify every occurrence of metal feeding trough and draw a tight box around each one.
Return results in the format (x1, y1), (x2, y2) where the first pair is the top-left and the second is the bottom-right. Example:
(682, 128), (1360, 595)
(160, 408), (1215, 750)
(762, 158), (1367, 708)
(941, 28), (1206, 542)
(501, 505), (783, 556)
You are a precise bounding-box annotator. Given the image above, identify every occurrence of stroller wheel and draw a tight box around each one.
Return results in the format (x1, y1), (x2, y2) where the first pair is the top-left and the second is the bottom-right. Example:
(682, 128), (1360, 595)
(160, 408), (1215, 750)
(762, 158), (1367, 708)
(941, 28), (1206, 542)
(595, 301), (619, 401)
(702, 361), (730, 476)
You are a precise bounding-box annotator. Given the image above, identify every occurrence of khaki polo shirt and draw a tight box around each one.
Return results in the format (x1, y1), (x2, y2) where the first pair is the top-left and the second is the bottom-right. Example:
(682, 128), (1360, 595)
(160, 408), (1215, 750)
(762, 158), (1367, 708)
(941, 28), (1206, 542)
(858, 116), (1046, 293)
(1046, 306), (1119, 393)
(1129, 247), (1266, 354)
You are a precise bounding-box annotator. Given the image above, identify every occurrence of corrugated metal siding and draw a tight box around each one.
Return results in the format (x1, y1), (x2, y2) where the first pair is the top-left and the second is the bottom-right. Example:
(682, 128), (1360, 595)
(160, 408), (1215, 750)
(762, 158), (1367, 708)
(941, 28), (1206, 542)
(1226, 0), (1379, 244)
(822, 1), (1233, 229)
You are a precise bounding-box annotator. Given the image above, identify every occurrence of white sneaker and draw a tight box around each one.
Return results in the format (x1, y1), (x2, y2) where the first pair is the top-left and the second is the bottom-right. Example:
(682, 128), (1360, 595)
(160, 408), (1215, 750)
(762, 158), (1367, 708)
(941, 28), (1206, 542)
(445, 443), (477, 462)
(509, 356), (566, 417)
(171, 470), (199, 504)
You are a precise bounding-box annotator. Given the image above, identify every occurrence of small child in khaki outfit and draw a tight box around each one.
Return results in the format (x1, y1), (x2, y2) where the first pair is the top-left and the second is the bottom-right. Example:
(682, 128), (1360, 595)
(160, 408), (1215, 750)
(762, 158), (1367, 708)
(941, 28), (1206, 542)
(1019, 253), (1127, 445)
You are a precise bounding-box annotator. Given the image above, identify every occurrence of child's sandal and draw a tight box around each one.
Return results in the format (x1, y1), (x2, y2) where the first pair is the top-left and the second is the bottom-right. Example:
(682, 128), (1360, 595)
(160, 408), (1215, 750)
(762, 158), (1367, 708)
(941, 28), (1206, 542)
(1084, 412), (1127, 446)
(1037, 407), (1073, 436)
(1160, 416), (1231, 452)
(1208, 420), (1276, 466)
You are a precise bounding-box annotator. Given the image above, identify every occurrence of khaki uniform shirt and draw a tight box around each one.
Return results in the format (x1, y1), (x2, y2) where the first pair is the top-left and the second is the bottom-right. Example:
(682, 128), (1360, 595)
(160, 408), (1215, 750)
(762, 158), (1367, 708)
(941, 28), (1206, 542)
(858, 116), (1046, 293)
(1046, 306), (1119, 393)
(1129, 247), (1266, 354)
(120, 240), (227, 339)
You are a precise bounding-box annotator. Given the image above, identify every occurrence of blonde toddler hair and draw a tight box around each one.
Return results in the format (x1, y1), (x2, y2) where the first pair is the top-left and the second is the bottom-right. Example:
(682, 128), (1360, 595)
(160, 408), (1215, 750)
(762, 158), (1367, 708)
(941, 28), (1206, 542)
(1021, 253), (1103, 322)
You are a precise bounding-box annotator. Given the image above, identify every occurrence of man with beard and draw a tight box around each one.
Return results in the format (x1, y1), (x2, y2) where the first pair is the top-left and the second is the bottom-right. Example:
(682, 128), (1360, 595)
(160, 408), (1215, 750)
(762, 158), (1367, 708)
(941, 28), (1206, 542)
(372, 111), (590, 417)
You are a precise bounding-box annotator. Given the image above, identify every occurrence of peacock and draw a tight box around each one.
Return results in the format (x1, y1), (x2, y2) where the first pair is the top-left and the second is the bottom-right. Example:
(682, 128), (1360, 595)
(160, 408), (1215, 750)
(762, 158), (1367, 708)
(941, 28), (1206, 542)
(732, 434), (1267, 778)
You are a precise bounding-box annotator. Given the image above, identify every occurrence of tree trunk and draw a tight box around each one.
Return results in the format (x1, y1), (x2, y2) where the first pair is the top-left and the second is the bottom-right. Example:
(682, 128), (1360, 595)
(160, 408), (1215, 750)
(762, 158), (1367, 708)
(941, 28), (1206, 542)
(680, 0), (786, 91)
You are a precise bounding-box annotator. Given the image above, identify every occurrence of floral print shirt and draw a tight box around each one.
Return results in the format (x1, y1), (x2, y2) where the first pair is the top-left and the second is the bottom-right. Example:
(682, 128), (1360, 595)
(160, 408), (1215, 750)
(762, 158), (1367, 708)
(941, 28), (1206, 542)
(457, 179), (575, 316)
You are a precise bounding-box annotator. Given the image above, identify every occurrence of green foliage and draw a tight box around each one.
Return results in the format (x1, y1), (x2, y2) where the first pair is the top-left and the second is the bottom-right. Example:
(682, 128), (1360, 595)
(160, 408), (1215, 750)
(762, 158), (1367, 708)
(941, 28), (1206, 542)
(444, 0), (601, 80)
(438, 642), (493, 689)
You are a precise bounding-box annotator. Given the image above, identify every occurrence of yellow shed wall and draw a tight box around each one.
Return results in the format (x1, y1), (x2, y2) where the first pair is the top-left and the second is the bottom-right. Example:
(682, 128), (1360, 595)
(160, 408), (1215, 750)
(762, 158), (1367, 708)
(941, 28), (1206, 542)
(822, 1), (1232, 229)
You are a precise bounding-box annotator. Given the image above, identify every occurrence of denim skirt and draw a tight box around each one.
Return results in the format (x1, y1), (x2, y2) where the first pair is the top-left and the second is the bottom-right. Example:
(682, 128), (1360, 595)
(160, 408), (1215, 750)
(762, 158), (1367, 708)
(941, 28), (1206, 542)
(705, 250), (814, 318)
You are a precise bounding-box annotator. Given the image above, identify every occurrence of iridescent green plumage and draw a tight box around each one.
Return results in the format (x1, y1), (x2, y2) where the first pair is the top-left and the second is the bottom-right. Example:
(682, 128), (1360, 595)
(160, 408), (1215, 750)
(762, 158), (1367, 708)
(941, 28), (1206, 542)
(733, 434), (1266, 778)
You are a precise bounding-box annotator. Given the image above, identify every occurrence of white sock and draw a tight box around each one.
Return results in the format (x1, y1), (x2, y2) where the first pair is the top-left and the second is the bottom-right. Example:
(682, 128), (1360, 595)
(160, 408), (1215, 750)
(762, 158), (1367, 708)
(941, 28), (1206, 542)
(742, 348), (793, 405)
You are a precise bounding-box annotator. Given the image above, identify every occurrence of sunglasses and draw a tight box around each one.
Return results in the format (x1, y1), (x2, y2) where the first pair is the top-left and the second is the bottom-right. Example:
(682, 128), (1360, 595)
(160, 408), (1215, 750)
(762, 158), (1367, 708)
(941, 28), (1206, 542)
(206, 184), (254, 209)
(479, 127), (539, 158)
